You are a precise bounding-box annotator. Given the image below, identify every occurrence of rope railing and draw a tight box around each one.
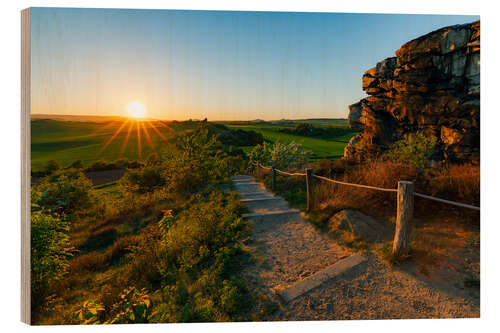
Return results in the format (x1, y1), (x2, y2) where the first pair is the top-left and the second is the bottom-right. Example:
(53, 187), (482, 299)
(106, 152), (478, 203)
(253, 162), (479, 211)
(276, 169), (306, 177)
(249, 161), (479, 256)
(256, 162), (305, 176)
(414, 192), (480, 211)
(258, 164), (272, 170)
(312, 173), (397, 193)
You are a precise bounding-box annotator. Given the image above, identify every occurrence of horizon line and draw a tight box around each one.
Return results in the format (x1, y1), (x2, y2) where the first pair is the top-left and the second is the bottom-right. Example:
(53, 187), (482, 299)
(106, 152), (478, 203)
(30, 113), (348, 122)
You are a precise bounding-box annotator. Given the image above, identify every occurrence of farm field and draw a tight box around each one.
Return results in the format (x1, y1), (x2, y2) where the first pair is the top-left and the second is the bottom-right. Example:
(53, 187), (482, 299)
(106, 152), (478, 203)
(224, 119), (357, 161)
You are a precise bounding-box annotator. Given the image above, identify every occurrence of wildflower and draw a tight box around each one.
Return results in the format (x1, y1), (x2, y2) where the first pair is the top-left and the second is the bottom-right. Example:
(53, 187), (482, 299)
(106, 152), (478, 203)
(161, 209), (173, 216)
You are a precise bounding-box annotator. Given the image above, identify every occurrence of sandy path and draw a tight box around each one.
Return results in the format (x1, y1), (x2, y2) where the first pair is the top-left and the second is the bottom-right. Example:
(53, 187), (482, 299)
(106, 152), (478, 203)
(233, 175), (479, 320)
(271, 254), (479, 320)
(233, 176), (350, 291)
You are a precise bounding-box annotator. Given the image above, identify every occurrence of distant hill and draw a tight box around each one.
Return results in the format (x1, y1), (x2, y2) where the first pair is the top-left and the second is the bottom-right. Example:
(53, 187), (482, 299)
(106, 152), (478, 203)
(31, 114), (130, 123)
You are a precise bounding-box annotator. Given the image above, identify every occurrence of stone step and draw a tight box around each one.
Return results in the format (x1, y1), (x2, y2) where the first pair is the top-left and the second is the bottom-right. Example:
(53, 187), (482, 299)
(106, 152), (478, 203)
(243, 209), (302, 224)
(233, 183), (265, 193)
(238, 192), (275, 200)
(240, 197), (290, 211)
(232, 179), (256, 185)
(232, 176), (253, 181)
(278, 253), (367, 302)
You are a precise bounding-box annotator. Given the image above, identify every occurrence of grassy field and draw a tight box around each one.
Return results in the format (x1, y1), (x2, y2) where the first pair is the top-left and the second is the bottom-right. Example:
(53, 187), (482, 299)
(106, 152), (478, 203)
(31, 118), (356, 171)
(31, 119), (188, 171)
(224, 120), (357, 161)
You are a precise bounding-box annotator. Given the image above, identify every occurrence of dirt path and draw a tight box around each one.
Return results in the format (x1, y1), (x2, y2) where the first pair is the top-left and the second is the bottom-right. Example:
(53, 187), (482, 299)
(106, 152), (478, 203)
(232, 176), (351, 292)
(233, 175), (480, 320)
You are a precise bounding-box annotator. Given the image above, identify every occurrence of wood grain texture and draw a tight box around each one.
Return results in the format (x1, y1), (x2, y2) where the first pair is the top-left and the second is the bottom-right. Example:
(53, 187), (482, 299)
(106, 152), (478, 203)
(393, 181), (414, 256)
(21, 7), (31, 325)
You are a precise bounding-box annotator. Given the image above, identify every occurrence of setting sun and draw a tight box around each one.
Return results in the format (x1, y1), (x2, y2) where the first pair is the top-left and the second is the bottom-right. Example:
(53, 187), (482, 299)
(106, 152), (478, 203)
(126, 101), (147, 119)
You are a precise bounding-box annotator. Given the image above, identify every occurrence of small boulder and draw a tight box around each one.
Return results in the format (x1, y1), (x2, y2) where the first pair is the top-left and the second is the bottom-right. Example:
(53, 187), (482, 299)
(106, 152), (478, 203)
(329, 209), (384, 242)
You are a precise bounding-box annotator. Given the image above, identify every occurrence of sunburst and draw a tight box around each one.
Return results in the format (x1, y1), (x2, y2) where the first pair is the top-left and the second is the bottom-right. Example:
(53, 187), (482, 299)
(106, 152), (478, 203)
(95, 102), (171, 159)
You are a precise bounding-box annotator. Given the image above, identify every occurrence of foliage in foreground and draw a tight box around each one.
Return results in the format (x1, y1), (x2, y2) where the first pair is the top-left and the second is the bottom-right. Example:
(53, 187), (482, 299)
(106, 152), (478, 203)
(73, 189), (251, 324)
(31, 206), (73, 308)
(32, 124), (254, 324)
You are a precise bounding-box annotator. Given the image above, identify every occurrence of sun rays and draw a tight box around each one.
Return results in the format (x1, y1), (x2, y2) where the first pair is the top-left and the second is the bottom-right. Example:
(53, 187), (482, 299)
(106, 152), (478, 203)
(93, 101), (177, 159)
(96, 118), (171, 159)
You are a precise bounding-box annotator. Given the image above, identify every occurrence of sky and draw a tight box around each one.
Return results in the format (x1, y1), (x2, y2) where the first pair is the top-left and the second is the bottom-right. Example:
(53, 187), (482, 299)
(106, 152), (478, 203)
(30, 8), (479, 120)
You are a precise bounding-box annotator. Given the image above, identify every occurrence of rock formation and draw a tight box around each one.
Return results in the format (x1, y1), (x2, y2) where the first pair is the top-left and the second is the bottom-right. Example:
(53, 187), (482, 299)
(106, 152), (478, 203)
(344, 20), (480, 163)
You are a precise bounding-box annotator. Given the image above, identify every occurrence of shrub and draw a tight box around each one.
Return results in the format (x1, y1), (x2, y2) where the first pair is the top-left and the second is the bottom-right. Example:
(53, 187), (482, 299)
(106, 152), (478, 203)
(120, 166), (166, 194)
(44, 160), (61, 173)
(31, 207), (73, 306)
(220, 279), (248, 315)
(426, 163), (480, 206)
(280, 123), (352, 139)
(248, 141), (311, 170)
(74, 300), (105, 324)
(105, 287), (152, 324)
(123, 189), (251, 323)
(385, 132), (437, 169)
(224, 155), (247, 176)
(33, 169), (95, 216)
(75, 287), (151, 324)
(145, 153), (161, 166)
(80, 226), (118, 252)
(247, 142), (272, 168)
(70, 160), (84, 169)
(85, 160), (117, 172)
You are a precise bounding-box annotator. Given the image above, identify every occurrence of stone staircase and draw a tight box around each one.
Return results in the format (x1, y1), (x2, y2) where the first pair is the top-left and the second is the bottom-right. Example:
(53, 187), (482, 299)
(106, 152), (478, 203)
(232, 175), (366, 302)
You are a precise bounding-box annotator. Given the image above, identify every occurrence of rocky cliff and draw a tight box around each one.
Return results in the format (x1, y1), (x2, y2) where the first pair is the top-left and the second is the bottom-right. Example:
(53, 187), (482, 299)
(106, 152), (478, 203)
(344, 20), (480, 163)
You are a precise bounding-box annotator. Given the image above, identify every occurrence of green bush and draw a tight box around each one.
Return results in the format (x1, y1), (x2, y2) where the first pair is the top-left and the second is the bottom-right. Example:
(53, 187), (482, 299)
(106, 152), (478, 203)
(280, 123), (352, 140)
(75, 287), (151, 324)
(121, 189), (251, 323)
(69, 160), (84, 169)
(31, 207), (73, 306)
(220, 279), (248, 315)
(33, 169), (95, 216)
(120, 166), (166, 194)
(84, 160), (117, 172)
(44, 160), (61, 173)
(248, 141), (311, 170)
(385, 132), (437, 169)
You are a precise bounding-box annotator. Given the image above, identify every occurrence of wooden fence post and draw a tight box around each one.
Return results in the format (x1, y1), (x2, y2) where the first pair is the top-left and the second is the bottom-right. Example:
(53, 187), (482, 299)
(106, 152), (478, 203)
(271, 166), (276, 191)
(306, 168), (313, 212)
(393, 181), (415, 256)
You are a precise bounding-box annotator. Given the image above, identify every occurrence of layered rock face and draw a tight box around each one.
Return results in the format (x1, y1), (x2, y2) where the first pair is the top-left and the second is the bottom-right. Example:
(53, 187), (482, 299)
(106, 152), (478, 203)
(344, 20), (480, 163)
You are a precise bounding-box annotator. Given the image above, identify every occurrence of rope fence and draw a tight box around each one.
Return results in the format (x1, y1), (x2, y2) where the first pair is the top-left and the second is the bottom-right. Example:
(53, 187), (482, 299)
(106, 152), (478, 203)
(311, 173), (397, 193)
(276, 169), (306, 177)
(250, 161), (479, 256)
(413, 192), (480, 211)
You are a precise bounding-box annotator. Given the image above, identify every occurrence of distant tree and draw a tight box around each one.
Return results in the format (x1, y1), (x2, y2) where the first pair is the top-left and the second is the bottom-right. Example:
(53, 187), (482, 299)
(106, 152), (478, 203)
(70, 160), (84, 169)
(145, 153), (161, 166)
(44, 160), (61, 173)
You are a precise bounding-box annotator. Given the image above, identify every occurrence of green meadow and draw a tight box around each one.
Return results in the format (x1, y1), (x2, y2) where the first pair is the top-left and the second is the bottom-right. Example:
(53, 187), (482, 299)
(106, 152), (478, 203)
(31, 119), (189, 171)
(224, 120), (357, 161)
(31, 118), (356, 171)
